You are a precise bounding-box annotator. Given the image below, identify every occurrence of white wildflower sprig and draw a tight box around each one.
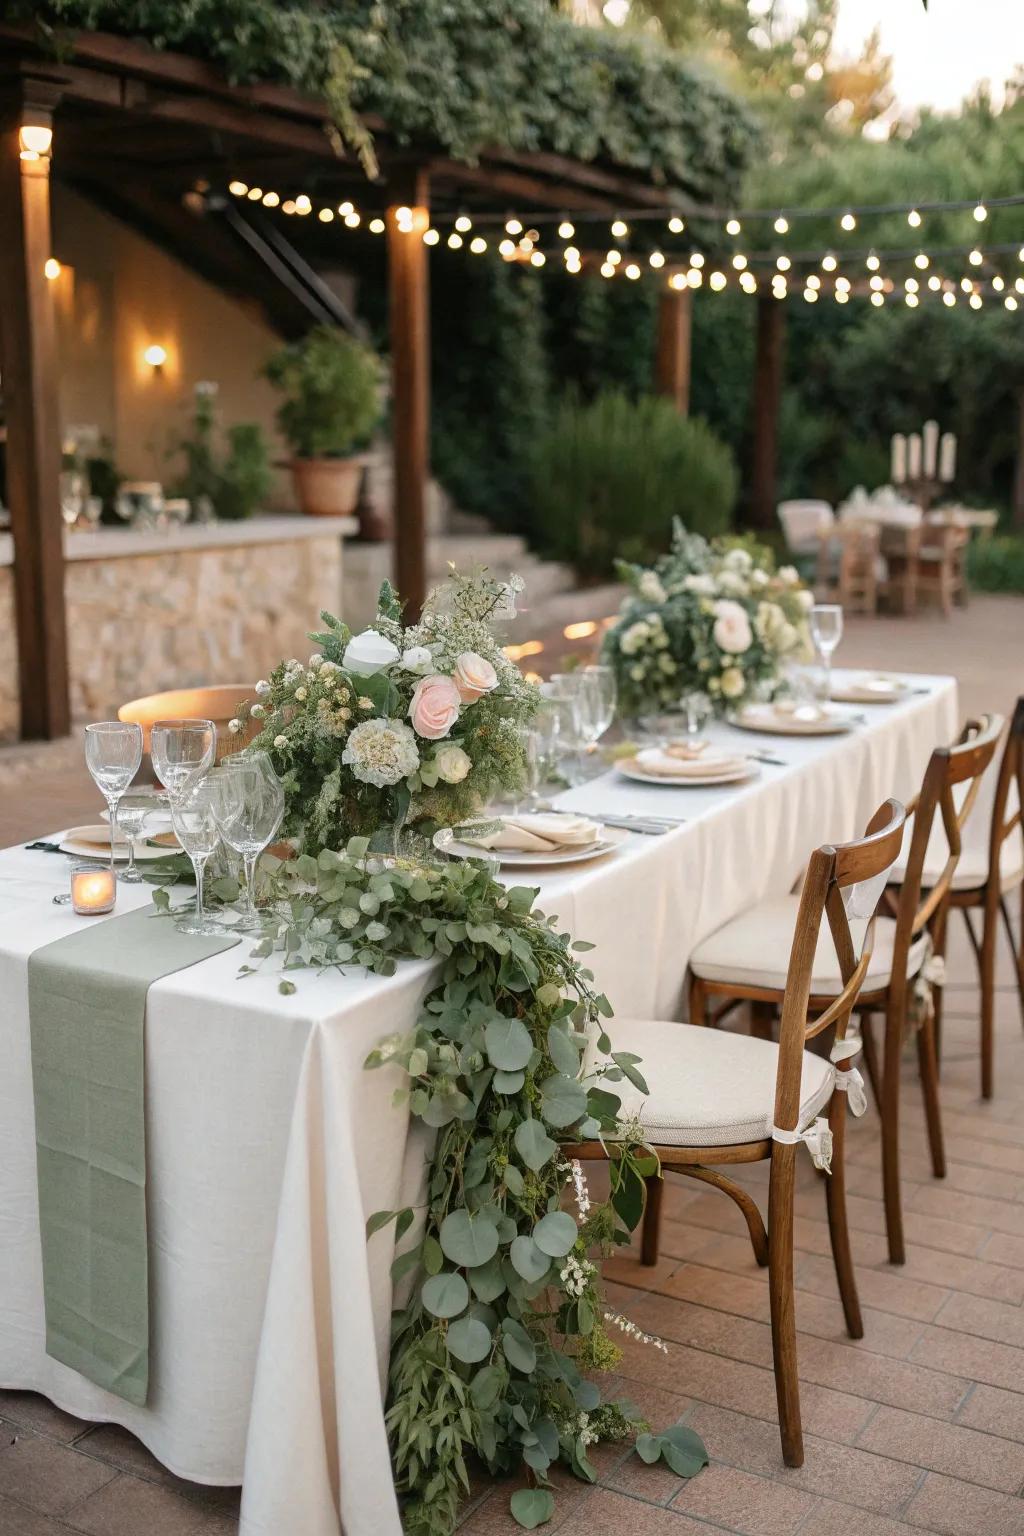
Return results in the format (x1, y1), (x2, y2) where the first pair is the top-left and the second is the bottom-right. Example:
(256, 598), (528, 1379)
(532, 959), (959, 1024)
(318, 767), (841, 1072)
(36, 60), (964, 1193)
(560, 1253), (596, 1299)
(604, 1310), (669, 1354)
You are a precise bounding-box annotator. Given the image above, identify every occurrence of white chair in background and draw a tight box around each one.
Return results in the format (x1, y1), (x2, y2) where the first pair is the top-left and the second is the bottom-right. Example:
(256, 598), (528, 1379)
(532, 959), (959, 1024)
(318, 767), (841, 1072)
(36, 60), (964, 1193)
(777, 499), (835, 557)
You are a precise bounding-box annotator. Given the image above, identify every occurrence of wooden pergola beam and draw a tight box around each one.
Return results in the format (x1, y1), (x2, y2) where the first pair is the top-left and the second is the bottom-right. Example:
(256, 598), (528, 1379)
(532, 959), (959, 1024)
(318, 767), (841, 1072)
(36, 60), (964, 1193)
(654, 285), (693, 415)
(387, 168), (431, 620)
(0, 75), (70, 739)
(750, 294), (785, 530)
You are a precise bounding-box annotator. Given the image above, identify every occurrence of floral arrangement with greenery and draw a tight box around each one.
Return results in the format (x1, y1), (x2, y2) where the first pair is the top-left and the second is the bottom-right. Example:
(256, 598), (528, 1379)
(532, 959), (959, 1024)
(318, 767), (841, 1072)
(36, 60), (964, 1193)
(602, 522), (814, 719)
(234, 840), (708, 1532)
(232, 569), (539, 850)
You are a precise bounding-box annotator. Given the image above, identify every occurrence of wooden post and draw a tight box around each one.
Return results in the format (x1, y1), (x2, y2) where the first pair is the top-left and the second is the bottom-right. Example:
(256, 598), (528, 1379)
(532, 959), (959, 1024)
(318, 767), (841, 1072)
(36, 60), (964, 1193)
(654, 284), (692, 414)
(0, 79), (70, 739)
(750, 294), (786, 531)
(386, 168), (430, 620)
(1014, 389), (1024, 531)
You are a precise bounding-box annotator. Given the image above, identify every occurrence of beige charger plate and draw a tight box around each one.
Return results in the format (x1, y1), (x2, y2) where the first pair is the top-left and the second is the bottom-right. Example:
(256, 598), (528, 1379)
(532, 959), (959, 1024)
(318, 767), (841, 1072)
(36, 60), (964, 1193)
(433, 823), (628, 868)
(731, 705), (855, 737)
(616, 756), (759, 787)
(58, 824), (181, 862)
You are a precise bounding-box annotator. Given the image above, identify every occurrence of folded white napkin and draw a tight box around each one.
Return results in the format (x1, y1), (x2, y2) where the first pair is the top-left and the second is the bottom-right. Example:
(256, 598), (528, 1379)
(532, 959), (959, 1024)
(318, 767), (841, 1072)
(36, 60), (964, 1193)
(460, 813), (602, 852)
(635, 748), (745, 778)
(761, 701), (830, 723)
(853, 674), (901, 696)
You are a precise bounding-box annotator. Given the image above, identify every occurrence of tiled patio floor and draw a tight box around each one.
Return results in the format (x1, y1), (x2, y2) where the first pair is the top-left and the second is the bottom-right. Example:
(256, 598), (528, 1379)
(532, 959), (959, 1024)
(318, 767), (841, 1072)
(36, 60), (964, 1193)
(1, 594), (1021, 1534)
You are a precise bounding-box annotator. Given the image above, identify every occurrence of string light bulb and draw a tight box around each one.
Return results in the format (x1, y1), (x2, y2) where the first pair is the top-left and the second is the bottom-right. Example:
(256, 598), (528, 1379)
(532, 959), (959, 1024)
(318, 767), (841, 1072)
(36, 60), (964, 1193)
(835, 290), (849, 304)
(44, 257), (61, 280)
(369, 218), (385, 234)
(869, 275), (884, 291)
(423, 228), (440, 245)
(777, 255), (791, 272)
(943, 290), (956, 307)
(961, 277), (973, 293)
(821, 253), (838, 272)
(725, 217), (741, 236)
(295, 195), (312, 215)
(840, 212), (857, 231)
(993, 274), (1005, 291)
(530, 251), (545, 267)
(318, 208), (334, 223)
(905, 292), (919, 307)
(344, 211), (360, 228)
(739, 271), (757, 293)
(447, 232), (463, 249)
(709, 270), (727, 290)
(564, 246), (580, 262)
(807, 274), (821, 290)
(247, 187), (263, 201)
(505, 217), (522, 235)
(871, 291), (885, 307)
(969, 248), (983, 266)
(803, 288), (818, 303)
(908, 208), (922, 228)
(774, 214), (789, 234)
(690, 251), (705, 269)
(669, 272), (686, 290)
(732, 253), (747, 270)
(600, 261), (615, 278)
(281, 200), (297, 215)
(1016, 277), (1024, 293)
(970, 292), (983, 309)
(649, 250), (665, 269)
(928, 274), (941, 291)
(686, 268), (703, 288)
(866, 252), (880, 271)
(973, 202), (987, 221)
(624, 263), (641, 280)
(470, 236), (487, 254)
(262, 191), (280, 208)
(667, 215), (685, 234)
(228, 180), (248, 197)
(835, 276), (851, 293)
(915, 253), (929, 269)
(339, 201), (354, 217)
(558, 220), (575, 240)
(1006, 295), (1018, 310)
(395, 205), (413, 232)
(607, 250), (622, 266)
(518, 237), (534, 253)
(499, 239), (516, 258)
(611, 218), (628, 239)
(454, 214), (472, 233)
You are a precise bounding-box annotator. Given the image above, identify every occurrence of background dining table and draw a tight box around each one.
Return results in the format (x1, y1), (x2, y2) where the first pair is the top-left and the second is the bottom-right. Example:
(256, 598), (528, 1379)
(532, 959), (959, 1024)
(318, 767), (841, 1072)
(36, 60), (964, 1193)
(0, 671), (958, 1536)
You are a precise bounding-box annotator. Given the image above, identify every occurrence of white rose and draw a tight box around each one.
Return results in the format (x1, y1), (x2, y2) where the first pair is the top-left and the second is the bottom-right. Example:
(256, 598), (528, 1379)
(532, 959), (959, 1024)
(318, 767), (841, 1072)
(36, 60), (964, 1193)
(683, 574), (716, 596)
(712, 599), (753, 654)
(716, 569), (748, 596)
(273, 734), (288, 749)
(255, 679), (270, 696)
(294, 687), (307, 702)
(725, 547), (752, 571)
(751, 569), (769, 589)
(638, 572), (667, 604)
(342, 628), (401, 676)
(778, 565), (800, 585)
(434, 743), (472, 784)
(401, 645), (433, 673)
(308, 654), (323, 668)
(227, 718), (242, 734)
(720, 667), (745, 699)
(797, 589), (814, 611)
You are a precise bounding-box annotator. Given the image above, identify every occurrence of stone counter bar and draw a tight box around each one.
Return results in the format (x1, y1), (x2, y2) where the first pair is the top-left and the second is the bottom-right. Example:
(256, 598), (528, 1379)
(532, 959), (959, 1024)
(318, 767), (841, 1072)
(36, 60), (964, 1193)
(0, 516), (355, 742)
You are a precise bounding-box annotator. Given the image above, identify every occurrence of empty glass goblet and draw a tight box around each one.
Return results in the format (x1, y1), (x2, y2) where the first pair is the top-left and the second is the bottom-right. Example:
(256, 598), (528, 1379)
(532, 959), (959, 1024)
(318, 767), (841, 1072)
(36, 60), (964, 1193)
(810, 603), (844, 701)
(209, 754), (285, 931)
(170, 779), (223, 935)
(84, 721), (143, 871)
(151, 719), (216, 802)
(582, 664), (617, 744)
(115, 787), (168, 884)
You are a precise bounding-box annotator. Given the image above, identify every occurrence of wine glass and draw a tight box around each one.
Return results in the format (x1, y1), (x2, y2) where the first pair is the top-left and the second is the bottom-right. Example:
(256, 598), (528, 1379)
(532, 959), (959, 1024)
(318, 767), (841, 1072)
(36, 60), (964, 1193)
(810, 604), (844, 702)
(84, 722), (143, 872)
(680, 689), (712, 737)
(209, 754), (285, 931)
(582, 664), (617, 744)
(542, 681), (586, 787)
(151, 719), (217, 802)
(114, 787), (168, 884)
(170, 780), (223, 935)
(533, 700), (562, 790)
(513, 725), (542, 813)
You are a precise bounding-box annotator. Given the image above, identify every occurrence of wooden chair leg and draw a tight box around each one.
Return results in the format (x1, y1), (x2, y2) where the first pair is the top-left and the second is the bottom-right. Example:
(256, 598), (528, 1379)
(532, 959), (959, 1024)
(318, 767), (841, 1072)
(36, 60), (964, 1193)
(881, 1000), (906, 1265)
(1001, 895), (1024, 1022)
(826, 1089), (863, 1339)
(930, 906), (948, 1068)
(859, 1013), (882, 1110)
(768, 1145), (803, 1466)
(688, 974), (708, 1027)
(981, 899), (999, 1100)
(750, 999), (775, 1040)
(916, 1015), (946, 1179)
(641, 1172), (663, 1266)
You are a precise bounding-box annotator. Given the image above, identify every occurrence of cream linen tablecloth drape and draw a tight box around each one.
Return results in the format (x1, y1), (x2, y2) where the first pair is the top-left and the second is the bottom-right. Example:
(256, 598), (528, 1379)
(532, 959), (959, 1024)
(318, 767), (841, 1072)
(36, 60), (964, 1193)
(0, 673), (958, 1536)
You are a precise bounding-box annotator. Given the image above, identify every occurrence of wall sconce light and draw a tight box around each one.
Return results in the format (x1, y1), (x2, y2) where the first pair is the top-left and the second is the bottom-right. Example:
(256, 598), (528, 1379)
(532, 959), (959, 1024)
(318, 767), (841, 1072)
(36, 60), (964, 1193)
(143, 344), (168, 372)
(19, 123), (53, 161)
(44, 257), (62, 280)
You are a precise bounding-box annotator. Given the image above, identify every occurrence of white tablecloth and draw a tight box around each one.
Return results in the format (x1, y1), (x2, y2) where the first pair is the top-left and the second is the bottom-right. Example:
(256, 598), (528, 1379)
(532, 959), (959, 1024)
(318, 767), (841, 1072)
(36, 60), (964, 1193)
(0, 672), (958, 1536)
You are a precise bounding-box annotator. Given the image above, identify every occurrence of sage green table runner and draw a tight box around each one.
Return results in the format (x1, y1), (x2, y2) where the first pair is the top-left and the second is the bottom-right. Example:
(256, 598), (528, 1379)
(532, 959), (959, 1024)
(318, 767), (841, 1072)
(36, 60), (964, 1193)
(27, 907), (238, 1406)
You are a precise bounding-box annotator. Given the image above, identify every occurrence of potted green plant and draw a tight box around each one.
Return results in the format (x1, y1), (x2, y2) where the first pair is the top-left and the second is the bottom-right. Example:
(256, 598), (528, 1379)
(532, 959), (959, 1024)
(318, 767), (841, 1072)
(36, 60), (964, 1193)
(264, 326), (381, 517)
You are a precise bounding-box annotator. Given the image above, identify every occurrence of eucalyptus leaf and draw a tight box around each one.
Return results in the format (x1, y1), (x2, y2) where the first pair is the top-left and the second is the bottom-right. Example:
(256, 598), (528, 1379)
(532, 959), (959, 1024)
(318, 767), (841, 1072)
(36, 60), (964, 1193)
(533, 1210), (577, 1258)
(514, 1118), (557, 1172)
(484, 1015), (534, 1071)
(501, 1318), (537, 1374)
(439, 1209), (499, 1268)
(509, 1234), (551, 1283)
(510, 1489), (554, 1530)
(421, 1271), (469, 1319)
(446, 1315), (492, 1365)
(493, 1069), (526, 1094)
(539, 1073), (588, 1129)
(546, 1022), (580, 1078)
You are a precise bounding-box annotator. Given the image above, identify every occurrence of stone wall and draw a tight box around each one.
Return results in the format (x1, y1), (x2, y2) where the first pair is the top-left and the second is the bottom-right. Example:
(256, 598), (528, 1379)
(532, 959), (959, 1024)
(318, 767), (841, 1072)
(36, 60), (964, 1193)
(0, 534), (342, 740)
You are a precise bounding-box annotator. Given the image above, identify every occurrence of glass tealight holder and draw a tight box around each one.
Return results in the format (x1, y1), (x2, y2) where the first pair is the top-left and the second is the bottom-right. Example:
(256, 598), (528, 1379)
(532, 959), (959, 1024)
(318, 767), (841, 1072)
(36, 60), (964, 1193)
(70, 861), (116, 915)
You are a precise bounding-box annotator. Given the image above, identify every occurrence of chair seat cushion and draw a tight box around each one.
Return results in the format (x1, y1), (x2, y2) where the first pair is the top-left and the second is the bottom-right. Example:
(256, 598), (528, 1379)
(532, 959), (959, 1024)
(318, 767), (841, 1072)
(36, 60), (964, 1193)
(690, 895), (929, 994)
(603, 1018), (834, 1147)
(891, 831), (1023, 895)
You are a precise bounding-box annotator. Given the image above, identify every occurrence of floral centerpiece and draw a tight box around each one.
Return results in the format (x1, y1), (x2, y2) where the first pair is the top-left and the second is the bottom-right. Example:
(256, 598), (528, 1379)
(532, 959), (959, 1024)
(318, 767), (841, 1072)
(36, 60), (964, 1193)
(602, 521), (813, 719)
(232, 568), (538, 850)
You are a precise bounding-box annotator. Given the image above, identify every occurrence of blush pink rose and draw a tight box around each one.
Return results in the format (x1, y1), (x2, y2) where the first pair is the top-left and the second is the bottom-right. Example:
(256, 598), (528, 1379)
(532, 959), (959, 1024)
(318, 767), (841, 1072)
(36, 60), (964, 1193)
(408, 674), (462, 740)
(453, 651), (499, 703)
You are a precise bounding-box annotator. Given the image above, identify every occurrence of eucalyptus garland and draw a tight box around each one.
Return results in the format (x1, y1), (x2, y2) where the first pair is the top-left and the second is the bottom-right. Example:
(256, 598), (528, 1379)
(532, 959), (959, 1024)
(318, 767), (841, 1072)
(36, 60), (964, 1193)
(236, 839), (706, 1531)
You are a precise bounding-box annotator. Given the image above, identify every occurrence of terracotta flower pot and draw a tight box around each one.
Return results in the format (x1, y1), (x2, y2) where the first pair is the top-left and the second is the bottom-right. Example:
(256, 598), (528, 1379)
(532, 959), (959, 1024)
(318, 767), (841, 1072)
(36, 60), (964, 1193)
(290, 456), (363, 517)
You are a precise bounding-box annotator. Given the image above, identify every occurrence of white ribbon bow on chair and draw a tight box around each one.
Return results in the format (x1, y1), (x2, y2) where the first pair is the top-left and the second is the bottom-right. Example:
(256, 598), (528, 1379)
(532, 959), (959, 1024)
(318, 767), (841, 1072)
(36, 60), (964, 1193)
(830, 1037), (868, 1117)
(772, 1036), (869, 1174)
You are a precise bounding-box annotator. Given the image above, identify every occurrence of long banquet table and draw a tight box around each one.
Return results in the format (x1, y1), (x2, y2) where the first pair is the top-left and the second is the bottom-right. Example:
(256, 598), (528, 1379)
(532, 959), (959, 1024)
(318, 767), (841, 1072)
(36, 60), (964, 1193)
(0, 672), (958, 1536)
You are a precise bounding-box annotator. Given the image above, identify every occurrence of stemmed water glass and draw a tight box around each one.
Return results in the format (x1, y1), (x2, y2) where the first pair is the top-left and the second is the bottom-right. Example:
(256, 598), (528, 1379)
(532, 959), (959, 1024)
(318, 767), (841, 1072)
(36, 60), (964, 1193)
(170, 779), (223, 935)
(582, 664), (617, 745)
(114, 787), (168, 884)
(810, 603), (844, 702)
(542, 681), (586, 786)
(151, 719), (217, 802)
(512, 725), (542, 813)
(84, 722), (143, 872)
(209, 754), (285, 931)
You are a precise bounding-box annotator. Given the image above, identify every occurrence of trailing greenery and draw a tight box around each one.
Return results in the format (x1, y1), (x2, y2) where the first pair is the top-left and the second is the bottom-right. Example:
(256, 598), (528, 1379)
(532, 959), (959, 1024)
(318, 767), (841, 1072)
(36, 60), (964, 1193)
(264, 326), (381, 459)
(967, 535), (1024, 593)
(21, 0), (755, 197)
(527, 393), (738, 579)
(169, 384), (272, 520)
(229, 839), (707, 1531)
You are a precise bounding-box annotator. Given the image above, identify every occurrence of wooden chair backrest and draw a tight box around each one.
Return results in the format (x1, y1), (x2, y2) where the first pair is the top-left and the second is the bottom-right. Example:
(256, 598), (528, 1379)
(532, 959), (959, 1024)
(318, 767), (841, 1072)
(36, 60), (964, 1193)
(985, 699), (1024, 892)
(894, 715), (1004, 956)
(773, 799), (906, 1132)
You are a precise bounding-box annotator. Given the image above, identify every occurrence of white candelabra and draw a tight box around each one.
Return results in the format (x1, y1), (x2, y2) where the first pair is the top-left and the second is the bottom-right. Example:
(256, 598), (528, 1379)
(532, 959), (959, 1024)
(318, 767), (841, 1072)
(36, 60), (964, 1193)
(890, 421), (956, 509)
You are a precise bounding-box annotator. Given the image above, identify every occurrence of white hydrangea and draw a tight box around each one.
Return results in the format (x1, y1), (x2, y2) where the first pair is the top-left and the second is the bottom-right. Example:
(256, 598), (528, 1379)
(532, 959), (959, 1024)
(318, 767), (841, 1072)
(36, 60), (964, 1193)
(342, 717), (420, 787)
(273, 734), (288, 749)
(255, 679), (270, 696)
(227, 718), (242, 734)
(638, 571), (667, 604)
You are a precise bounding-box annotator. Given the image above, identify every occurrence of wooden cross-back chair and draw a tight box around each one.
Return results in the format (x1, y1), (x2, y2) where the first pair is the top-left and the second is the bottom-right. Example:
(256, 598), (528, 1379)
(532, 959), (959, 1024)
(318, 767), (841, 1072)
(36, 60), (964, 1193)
(571, 799), (906, 1470)
(689, 716), (1002, 1267)
(891, 703), (1022, 1099)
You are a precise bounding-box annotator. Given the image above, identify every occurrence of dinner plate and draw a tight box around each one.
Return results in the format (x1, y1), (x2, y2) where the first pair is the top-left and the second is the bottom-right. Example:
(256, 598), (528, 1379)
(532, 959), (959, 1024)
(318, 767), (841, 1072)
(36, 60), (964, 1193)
(616, 756), (759, 787)
(433, 823), (627, 867)
(731, 704), (856, 737)
(830, 675), (908, 705)
(58, 824), (181, 863)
